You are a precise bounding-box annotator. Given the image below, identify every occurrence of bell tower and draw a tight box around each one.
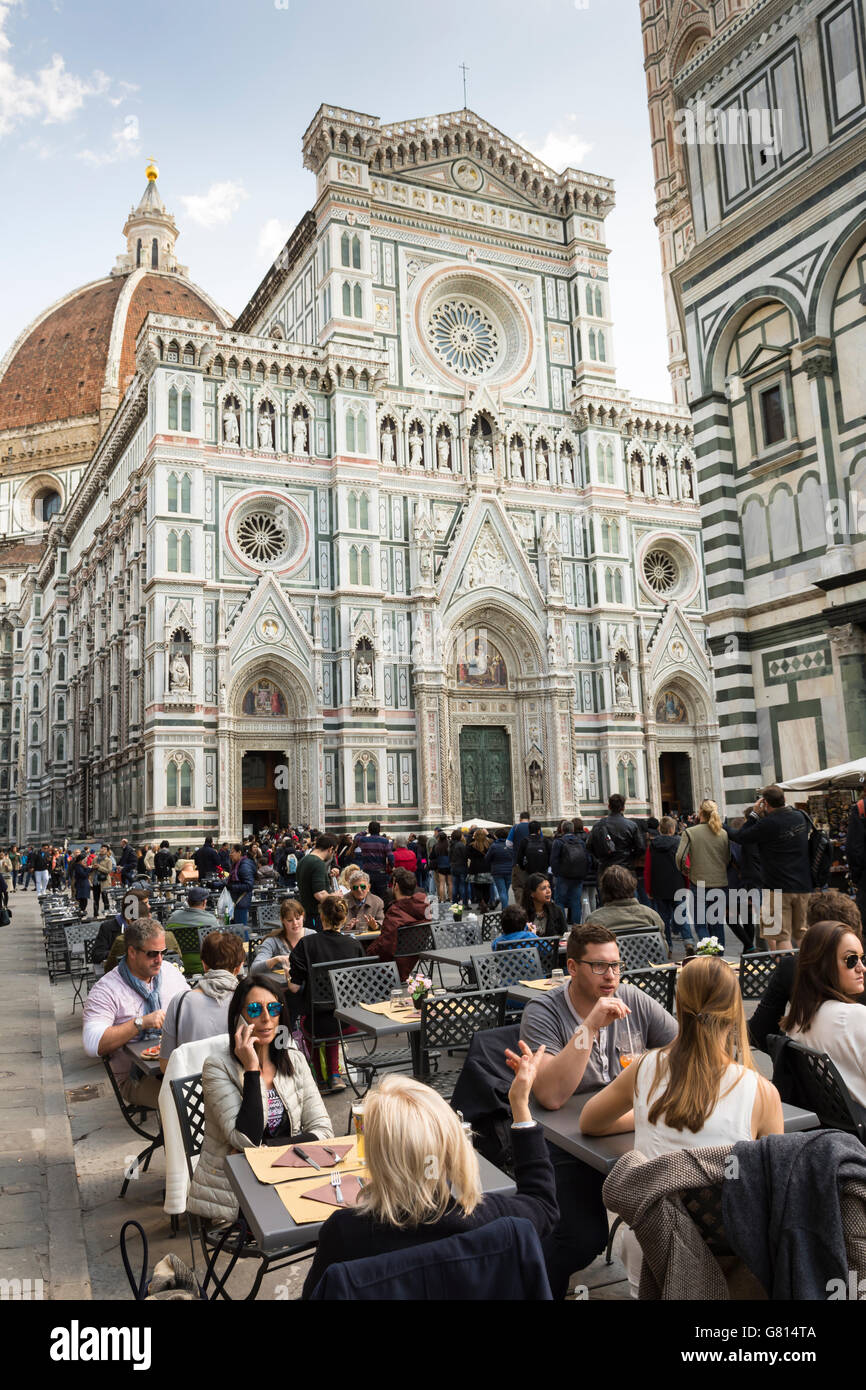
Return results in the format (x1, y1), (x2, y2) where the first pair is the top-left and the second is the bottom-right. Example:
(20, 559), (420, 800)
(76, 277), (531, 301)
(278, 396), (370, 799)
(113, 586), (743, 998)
(112, 161), (188, 278)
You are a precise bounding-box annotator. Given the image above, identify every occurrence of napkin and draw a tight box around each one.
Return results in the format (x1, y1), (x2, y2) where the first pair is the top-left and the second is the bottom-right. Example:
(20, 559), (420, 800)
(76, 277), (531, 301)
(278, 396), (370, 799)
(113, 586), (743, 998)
(271, 1143), (353, 1169)
(300, 1175), (365, 1208)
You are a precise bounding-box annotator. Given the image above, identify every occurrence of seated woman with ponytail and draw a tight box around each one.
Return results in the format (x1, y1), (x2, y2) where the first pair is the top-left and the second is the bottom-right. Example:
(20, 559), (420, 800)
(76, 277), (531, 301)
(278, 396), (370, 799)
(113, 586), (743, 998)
(580, 955), (783, 1296)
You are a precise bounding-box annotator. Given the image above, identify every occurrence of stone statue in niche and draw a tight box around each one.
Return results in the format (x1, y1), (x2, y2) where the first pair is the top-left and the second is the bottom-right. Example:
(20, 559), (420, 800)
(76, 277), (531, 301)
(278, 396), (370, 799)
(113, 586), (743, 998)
(381, 428), (395, 464)
(293, 414), (308, 456)
(510, 441), (525, 479)
(680, 461), (694, 499)
(437, 434), (451, 471)
(630, 456), (643, 494)
(170, 652), (191, 692)
(413, 501), (435, 583)
(529, 761), (543, 805)
(471, 437), (494, 475)
(615, 670), (631, 704)
(560, 449), (574, 487)
(656, 459), (669, 496)
(535, 443), (549, 483)
(257, 413), (274, 450)
(356, 659), (373, 698)
(409, 429), (424, 468)
(222, 405), (239, 445)
(566, 631), (576, 666)
(547, 629), (557, 664)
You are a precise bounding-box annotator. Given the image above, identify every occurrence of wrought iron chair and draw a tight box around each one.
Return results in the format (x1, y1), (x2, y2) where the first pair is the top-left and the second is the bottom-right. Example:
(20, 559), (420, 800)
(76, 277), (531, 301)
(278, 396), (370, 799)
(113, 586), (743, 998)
(306, 957), (391, 1097)
(622, 964), (677, 1015)
(768, 1034), (866, 1142)
(472, 946), (544, 990)
(481, 910), (503, 942)
(739, 949), (798, 1001)
(69, 937), (99, 1013)
(169, 1074), (313, 1299)
(416, 990), (507, 1099)
(618, 932), (669, 973)
(254, 904), (283, 931)
(431, 922), (482, 950)
(102, 1057), (164, 1199)
(394, 921), (435, 974)
(168, 925), (204, 975)
(329, 960), (416, 1086)
(496, 934), (557, 975)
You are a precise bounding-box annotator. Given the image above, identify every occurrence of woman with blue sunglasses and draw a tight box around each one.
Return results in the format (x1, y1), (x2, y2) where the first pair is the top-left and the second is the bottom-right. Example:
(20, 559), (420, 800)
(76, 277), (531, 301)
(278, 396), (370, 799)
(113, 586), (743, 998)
(187, 976), (333, 1225)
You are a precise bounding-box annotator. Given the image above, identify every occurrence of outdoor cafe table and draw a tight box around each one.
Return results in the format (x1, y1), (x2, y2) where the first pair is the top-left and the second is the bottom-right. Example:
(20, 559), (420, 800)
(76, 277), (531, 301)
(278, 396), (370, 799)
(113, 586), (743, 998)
(122, 1038), (163, 1080)
(333, 1003), (423, 1075)
(530, 1090), (821, 1175)
(225, 1149), (517, 1254)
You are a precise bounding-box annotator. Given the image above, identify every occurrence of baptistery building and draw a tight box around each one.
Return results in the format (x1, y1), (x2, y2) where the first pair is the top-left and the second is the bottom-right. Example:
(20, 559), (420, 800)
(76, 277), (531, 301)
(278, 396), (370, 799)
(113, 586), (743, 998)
(0, 108), (718, 843)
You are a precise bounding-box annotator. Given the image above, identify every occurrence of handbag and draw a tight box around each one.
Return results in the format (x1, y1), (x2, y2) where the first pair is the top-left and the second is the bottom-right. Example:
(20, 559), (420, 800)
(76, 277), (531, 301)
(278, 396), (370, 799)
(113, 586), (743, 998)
(216, 886), (234, 923)
(120, 1218), (248, 1300)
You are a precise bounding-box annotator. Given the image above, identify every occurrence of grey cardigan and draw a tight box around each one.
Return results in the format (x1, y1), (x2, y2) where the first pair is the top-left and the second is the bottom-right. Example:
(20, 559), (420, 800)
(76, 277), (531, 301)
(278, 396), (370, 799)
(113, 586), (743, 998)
(186, 1042), (333, 1223)
(676, 824), (730, 888)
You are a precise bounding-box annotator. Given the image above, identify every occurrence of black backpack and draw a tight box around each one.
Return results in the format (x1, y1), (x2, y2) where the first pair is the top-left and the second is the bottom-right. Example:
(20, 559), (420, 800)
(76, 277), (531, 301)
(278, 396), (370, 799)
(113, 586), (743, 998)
(557, 837), (588, 880)
(804, 814), (832, 888)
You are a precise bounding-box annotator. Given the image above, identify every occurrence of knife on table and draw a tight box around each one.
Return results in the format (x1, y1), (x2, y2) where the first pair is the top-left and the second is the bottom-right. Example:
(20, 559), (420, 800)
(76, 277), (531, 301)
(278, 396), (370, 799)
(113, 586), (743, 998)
(293, 1146), (321, 1170)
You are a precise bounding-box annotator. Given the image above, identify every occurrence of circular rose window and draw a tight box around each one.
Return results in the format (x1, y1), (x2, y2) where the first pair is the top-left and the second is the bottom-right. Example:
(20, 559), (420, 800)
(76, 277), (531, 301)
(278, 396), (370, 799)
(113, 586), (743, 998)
(237, 512), (289, 565)
(643, 549), (679, 594)
(427, 300), (500, 379)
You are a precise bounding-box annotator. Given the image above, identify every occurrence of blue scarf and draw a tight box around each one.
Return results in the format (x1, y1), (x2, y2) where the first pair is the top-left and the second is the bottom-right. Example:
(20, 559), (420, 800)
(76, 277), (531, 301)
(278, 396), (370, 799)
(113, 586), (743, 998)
(118, 957), (163, 1039)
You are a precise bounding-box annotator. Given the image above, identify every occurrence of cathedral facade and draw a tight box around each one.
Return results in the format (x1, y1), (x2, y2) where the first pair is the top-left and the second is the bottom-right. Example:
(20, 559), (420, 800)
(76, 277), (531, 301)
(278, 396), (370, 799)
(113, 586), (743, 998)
(640, 0), (866, 807)
(0, 108), (720, 844)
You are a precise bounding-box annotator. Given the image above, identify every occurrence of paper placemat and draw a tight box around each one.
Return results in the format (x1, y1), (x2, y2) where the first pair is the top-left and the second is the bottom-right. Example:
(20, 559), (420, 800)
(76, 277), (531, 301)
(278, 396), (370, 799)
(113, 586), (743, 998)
(277, 1169), (370, 1224)
(360, 1000), (422, 1023)
(519, 978), (563, 991)
(244, 1137), (363, 1185)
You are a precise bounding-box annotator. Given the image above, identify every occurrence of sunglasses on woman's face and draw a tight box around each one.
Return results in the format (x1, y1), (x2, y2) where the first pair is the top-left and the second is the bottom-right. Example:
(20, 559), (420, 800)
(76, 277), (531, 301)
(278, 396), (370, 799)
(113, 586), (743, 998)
(842, 952), (865, 970)
(245, 1001), (282, 1020)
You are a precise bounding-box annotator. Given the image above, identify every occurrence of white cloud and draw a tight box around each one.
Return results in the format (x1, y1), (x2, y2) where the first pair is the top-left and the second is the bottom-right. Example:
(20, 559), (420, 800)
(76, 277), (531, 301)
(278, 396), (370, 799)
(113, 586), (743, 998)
(0, 1), (112, 138)
(517, 115), (592, 173)
(180, 180), (248, 229)
(77, 114), (141, 167)
(257, 217), (291, 261)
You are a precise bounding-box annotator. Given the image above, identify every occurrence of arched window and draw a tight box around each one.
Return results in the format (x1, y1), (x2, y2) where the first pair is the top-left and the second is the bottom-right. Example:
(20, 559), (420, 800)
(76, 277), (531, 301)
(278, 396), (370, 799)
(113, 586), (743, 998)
(354, 758), (378, 803)
(168, 387), (178, 429)
(589, 329), (597, 360)
(601, 519), (611, 552)
(167, 762), (177, 807)
(360, 547), (371, 586)
(168, 473), (178, 512)
(180, 474), (191, 513)
(341, 231), (351, 266)
(359, 493), (369, 529)
(348, 493), (358, 528)
(57, 734), (65, 762)
(346, 411), (356, 452)
(13, 709), (20, 731)
(31, 721), (39, 743)
(180, 761), (192, 807)
(167, 531), (178, 571)
(605, 444), (615, 483)
(585, 283), (594, 315)
(352, 235), (361, 269)
(57, 697), (65, 721)
(597, 331), (607, 362)
(181, 390), (191, 432)
(357, 410), (368, 454)
(354, 761), (366, 802)
(33, 653), (39, 671)
(595, 286), (603, 317)
(342, 281), (352, 316)
(614, 569), (624, 604)
(604, 568), (614, 603)
(180, 533), (192, 573)
(151, 238), (159, 269)
(58, 654), (65, 681)
(32, 685), (39, 708)
(353, 283), (363, 318)
(349, 547), (359, 585)
(610, 520), (620, 551)
(58, 617), (66, 637)
(366, 761), (377, 800)
(30, 754), (38, 778)
(136, 238), (142, 268)
(596, 442), (605, 482)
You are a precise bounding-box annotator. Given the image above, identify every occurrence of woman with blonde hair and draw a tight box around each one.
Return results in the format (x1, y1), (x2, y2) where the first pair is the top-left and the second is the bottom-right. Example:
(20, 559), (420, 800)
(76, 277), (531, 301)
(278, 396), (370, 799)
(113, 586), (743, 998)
(676, 799), (731, 945)
(301, 1041), (556, 1297)
(581, 955), (783, 1295)
(250, 897), (313, 974)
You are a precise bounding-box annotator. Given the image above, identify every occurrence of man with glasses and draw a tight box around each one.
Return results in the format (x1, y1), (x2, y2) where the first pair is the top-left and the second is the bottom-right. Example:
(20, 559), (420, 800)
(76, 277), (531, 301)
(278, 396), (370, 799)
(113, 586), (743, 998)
(83, 918), (188, 1108)
(342, 871), (384, 931)
(518, 923), (676, 1299)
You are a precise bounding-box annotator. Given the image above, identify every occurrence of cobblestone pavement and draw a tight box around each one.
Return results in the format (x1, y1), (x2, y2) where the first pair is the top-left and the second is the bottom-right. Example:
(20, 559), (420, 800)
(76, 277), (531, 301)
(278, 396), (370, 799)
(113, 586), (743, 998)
(6, 889), (634, 1301)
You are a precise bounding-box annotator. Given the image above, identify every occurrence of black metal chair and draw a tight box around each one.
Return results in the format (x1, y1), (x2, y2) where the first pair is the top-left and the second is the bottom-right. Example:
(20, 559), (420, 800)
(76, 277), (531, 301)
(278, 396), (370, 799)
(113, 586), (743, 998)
(739, 949), (798, 1001)
(768, 1034), (866, 1143)
(432, 922), (482, 949)
(169, 1074), (313, 1299)
(496, 935), (557, 976)
(394, 921), (435, 978)
(416, 990), (507, 1099)
(481, 911), (502, 942)
(102, 1057), (164, 1198)
(169, 925), (204, 975)
(623, 964), (678, 1015)
(618, 932), (669, 973)
(472, 947), (545, 1023)
(69, 937), (98, 1013)
(329, 961), (415, 1086)
(306, 957), (389, 1098)
(44, 925), (72, 984)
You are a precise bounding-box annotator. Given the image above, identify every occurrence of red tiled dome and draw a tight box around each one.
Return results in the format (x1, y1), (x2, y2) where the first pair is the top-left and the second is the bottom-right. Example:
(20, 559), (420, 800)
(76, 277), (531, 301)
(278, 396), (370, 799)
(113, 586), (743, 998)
(0, 272), (222, 433)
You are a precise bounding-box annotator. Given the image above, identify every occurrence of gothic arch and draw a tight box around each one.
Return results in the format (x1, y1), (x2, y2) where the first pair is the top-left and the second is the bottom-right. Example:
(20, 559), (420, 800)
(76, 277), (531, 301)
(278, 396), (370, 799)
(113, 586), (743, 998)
(707, 291), (806, 395)
(227, 655), (316, 724)
(812, 215), (866, 338)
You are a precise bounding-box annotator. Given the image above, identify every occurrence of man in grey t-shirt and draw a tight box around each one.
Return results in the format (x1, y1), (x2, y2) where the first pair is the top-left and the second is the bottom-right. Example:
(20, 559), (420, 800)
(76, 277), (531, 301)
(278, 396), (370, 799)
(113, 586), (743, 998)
(518, 923), (676, 1298)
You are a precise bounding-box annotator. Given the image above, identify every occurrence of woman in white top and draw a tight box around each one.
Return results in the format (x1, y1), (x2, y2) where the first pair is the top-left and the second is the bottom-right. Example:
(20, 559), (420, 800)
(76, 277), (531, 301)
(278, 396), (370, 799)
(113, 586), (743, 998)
(581, 955), (783, 1295)
(782, 919), (866, 1108)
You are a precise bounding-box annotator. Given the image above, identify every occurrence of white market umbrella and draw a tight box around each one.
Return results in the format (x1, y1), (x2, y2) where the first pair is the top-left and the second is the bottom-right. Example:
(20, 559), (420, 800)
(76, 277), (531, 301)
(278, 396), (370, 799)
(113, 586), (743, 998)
(441, 818), (511, 834)
(778, 757), (866, 792)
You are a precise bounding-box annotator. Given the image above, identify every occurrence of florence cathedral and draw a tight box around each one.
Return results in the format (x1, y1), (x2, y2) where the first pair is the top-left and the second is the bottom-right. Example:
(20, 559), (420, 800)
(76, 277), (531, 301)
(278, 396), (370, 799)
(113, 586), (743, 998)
(0, 105), (719, 843)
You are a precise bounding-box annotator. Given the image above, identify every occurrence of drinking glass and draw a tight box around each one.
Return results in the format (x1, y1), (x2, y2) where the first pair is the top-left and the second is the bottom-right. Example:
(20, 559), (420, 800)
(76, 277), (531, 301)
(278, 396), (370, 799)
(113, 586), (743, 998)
(351, 1103), (365, 1161)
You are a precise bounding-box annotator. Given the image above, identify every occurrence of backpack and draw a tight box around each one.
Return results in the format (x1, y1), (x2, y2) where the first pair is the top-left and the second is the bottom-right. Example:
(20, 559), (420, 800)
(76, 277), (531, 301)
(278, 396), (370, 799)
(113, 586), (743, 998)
(804, 813), (832, 889)
(592, 820), (617, 859)
(557, 837), (588, 880)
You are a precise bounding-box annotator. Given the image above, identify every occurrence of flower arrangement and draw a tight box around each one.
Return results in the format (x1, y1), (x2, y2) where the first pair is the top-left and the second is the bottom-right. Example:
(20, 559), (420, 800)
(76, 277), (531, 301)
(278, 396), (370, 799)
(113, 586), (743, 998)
(406, 974), (434, 1006)
(696, 936), (724, 957)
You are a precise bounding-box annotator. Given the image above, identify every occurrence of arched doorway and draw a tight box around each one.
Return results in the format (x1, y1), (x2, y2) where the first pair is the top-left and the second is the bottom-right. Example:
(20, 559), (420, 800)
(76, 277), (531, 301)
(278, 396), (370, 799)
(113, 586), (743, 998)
(649, 679), (719, 816)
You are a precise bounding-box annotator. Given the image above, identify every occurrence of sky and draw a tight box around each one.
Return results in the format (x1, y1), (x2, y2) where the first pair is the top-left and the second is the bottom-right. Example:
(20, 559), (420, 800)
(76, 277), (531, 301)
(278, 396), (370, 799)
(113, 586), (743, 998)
(0, 0), (673, 403)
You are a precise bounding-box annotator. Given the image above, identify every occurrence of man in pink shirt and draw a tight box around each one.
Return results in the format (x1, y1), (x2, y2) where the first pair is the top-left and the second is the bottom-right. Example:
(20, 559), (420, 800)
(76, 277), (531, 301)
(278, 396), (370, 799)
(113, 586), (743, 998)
(83, 918), (188, 1108)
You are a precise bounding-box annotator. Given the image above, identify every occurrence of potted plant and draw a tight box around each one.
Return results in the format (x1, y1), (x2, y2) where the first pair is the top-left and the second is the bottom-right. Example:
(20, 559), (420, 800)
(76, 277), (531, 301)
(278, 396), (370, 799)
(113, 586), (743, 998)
(695, 936), (724, 957)
(407, 973), (434, 1008)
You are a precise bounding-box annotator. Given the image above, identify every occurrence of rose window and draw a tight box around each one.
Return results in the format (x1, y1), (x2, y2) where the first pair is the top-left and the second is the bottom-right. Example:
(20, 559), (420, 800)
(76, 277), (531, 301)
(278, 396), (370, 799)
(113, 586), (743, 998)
(426, 300), (500, 379)
(643, 549), (679, 594)
(236, 512), (289, 565)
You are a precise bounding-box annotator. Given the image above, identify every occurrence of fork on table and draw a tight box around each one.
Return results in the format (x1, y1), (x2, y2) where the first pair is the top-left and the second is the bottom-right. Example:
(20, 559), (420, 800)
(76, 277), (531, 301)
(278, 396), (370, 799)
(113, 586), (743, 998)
(330, 1172), (343, 1205)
